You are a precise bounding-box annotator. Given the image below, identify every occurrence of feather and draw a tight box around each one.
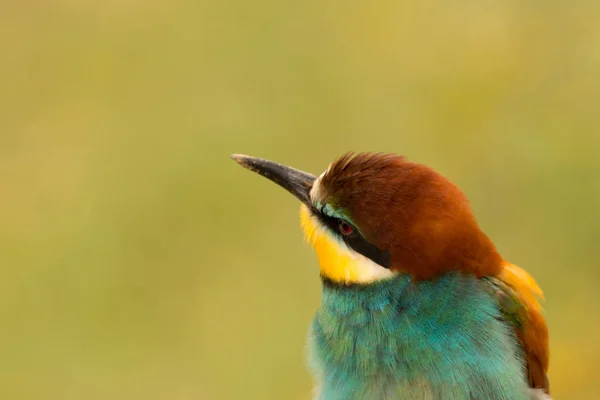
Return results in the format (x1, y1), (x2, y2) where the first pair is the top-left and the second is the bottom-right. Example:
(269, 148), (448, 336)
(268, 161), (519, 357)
(488, 262), (550, 394)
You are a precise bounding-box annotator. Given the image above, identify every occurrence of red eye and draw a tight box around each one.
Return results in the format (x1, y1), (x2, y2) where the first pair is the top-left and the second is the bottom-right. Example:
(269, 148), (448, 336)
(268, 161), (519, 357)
(338, 220), (354, 236)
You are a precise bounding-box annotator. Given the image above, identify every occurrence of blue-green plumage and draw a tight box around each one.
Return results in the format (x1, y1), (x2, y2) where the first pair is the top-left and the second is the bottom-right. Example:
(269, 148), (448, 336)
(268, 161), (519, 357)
(308, 273), (531, 400)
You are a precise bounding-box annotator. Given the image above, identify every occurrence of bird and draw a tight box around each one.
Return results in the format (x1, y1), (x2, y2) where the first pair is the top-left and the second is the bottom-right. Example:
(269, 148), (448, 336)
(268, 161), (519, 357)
(231, 152), (550, 400)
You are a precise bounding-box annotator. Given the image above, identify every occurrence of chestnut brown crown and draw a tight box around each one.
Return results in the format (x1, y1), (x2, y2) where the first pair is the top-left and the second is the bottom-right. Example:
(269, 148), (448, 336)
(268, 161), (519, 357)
(315, 152), (503, 280)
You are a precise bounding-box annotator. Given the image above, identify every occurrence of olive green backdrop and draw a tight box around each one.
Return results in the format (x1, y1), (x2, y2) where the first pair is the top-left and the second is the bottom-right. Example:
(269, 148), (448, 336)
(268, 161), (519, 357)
(1, 1), (599, 399)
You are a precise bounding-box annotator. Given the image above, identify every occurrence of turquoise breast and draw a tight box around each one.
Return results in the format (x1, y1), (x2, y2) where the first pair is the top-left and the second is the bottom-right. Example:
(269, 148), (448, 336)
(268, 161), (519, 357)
(308, 273), (531, 400)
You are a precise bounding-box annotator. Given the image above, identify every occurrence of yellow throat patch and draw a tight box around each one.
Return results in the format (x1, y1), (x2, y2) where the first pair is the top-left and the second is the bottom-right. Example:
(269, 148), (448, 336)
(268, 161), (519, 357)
(299, 204), (394, 284)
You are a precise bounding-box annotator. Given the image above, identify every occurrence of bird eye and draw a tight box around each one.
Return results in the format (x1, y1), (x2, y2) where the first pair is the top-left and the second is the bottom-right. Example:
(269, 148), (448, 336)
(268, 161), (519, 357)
(338, 220), (354, 236)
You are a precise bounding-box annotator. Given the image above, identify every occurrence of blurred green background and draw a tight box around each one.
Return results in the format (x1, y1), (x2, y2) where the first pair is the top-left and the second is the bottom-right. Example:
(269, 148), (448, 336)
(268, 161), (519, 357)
(1, 1), (599, 399)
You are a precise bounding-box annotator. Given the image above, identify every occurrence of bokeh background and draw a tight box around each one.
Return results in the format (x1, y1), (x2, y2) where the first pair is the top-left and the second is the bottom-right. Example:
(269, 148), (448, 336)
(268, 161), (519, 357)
(2, 1), (599, 399)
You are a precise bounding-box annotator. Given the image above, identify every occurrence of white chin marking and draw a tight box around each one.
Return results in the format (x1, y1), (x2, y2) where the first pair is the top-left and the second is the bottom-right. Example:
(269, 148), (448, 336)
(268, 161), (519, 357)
(351, 266), (395, 284)
(342, 242), (396, 283)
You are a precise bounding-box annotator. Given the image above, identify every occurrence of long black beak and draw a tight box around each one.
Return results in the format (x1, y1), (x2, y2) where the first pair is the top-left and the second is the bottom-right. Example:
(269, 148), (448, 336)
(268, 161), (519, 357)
(231, 154), (316, 206)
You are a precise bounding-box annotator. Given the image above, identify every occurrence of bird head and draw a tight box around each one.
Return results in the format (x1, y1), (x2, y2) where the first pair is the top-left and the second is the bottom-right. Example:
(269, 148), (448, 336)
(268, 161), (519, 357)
(232, 152), (502, 285)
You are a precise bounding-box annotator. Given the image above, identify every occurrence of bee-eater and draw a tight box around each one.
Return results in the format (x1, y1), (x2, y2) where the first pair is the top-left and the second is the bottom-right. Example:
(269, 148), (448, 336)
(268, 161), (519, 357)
(231, 152), (550, 400)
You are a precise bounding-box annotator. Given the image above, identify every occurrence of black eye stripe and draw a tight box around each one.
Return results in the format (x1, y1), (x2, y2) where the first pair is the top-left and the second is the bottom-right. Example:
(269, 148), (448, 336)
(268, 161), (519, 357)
(312, 209), (391, 269)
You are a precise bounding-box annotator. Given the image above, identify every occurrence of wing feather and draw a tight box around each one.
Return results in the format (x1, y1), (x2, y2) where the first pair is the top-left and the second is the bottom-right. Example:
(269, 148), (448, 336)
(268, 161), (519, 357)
(487, 262), (550, 394)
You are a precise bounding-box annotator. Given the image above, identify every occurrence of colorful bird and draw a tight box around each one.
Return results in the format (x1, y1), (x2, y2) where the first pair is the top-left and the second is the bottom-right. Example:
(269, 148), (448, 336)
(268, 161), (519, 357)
(232, 152), (550, 400)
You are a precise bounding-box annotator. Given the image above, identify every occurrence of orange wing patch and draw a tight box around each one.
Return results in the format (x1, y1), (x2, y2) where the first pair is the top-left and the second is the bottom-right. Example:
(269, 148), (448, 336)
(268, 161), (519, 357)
(498, 262), (550, 393)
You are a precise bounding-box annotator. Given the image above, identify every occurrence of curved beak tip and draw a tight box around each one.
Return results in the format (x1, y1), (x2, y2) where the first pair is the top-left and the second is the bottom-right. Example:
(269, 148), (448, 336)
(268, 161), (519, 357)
(230, 153), (254, 169)
(230, 153), (246, 163)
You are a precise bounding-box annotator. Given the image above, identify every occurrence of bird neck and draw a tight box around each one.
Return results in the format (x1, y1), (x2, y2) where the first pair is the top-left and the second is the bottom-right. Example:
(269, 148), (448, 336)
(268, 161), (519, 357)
(308, 273), (530, 399)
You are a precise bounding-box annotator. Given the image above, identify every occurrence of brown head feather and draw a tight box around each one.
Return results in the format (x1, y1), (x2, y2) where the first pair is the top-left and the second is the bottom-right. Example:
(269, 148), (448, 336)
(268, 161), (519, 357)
(318, 152), (503, 280)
